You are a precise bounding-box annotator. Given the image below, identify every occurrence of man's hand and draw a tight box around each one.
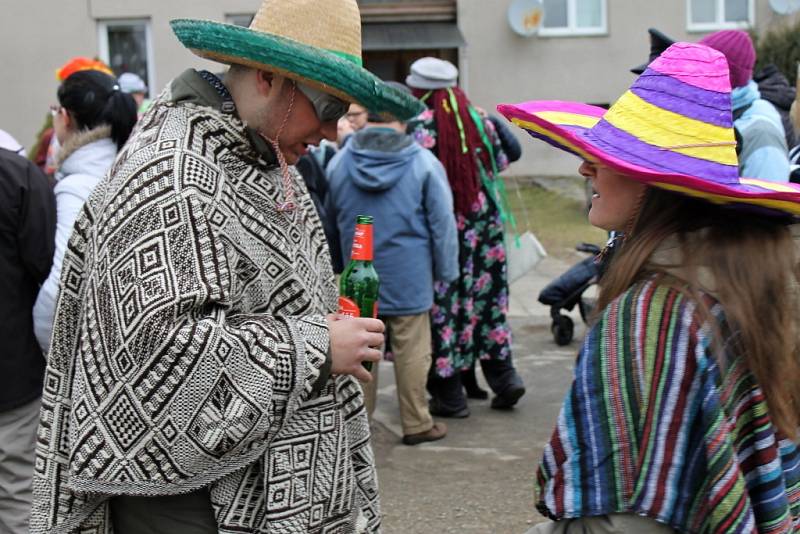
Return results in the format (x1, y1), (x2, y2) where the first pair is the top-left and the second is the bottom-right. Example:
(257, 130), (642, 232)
(327, 314), (384, 382)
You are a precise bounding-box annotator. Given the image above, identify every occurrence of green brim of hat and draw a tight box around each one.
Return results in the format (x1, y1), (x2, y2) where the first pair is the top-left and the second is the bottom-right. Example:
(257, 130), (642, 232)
(170, 19), (424, 121)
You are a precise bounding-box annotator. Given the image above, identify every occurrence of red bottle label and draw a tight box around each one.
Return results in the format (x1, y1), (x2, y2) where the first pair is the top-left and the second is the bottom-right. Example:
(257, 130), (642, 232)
(337, 297), (378, 318)
(350, 224), (373, 261)
(338, 296), (361, 318)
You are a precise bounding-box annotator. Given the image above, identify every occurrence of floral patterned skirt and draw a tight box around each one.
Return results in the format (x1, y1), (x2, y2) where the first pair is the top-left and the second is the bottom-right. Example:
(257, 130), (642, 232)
(431, 189), (513, 378)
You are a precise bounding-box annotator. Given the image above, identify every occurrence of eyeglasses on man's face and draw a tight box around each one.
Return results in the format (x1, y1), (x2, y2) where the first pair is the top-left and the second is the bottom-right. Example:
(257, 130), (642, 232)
(296, 83), (349, 123)
(345, 110), (367, 122)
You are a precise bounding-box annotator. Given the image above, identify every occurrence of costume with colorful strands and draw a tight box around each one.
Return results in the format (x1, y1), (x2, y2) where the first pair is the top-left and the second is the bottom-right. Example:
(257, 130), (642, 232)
(497, 42), (800, 217)
(537, 277), (800, 533)
(408, 99), (515, 381)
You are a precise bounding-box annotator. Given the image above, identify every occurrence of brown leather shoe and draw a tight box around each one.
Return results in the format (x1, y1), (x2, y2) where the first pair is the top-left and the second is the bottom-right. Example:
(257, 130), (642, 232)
(402, 422), (447, 446)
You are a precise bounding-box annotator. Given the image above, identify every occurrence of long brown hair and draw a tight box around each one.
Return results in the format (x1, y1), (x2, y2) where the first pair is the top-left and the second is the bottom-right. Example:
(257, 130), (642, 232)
(597, 186), (800, 439)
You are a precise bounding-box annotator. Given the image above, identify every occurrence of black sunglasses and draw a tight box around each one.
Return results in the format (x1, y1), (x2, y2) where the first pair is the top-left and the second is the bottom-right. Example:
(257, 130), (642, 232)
(296, 83), (350, 123)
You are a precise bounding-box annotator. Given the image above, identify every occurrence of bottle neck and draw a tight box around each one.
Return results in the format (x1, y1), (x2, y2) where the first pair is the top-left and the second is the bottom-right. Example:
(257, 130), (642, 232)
(350, 223), (374, 261)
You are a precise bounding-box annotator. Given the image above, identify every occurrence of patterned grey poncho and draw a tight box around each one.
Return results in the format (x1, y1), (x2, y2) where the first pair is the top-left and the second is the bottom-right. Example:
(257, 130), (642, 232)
(31, 73), (380, 533)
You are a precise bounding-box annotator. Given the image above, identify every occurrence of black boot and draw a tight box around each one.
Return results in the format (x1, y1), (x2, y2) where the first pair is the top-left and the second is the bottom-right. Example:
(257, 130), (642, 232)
(490, 383), (526, 410)
(427, 368), (470, 418)
(479, 358), (526, 410)
(461, 367), (489, 400)
(429, 398), (470, 418)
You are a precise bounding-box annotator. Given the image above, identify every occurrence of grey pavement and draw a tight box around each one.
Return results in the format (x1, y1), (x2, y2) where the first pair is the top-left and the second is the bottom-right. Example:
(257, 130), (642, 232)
(370, 253), (594, 534)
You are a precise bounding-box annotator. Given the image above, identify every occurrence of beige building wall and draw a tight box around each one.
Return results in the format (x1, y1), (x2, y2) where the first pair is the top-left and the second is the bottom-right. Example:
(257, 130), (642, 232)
(458, 0), (795, 176)
(0, 0), (262, 153)
(0, 0), (795, 176)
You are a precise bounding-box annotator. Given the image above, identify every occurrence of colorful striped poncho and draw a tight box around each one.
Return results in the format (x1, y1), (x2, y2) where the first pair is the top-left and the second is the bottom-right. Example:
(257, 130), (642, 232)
(537, 278), (800, 533)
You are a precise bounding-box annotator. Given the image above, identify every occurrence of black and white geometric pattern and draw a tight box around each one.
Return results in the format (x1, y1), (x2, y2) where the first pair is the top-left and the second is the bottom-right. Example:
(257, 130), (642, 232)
(30, 81), (380, 533)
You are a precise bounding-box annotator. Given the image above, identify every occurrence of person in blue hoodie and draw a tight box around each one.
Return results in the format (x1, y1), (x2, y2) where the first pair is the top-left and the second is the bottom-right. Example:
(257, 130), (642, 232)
(326, 82), (459, 446)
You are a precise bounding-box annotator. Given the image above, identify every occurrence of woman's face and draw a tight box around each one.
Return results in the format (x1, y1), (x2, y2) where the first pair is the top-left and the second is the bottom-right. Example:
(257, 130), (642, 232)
(580, 161), (647, 232)
(52, 106), (73, 145)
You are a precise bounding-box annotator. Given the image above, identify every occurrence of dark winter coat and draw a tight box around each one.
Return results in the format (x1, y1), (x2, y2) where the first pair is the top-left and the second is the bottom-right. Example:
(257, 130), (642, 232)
(754, 64), (797, 149)
(296, 147), (343, 273)
(0, 148), (55, 411)
(489, 115), (522, 163)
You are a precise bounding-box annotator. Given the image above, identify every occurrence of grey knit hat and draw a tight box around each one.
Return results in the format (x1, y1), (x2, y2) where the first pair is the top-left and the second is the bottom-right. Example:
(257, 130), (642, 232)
(118, 72), (147, 94)
(405, 57), (458, 90)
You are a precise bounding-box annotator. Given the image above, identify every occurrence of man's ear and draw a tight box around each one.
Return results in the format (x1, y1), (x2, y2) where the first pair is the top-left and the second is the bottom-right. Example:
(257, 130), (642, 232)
(255, 70), (275, 96)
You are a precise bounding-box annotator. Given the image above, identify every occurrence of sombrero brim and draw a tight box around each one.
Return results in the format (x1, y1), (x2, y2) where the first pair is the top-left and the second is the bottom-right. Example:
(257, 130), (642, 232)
(170, 19), (424, 121)
(497, 100), (800, 216)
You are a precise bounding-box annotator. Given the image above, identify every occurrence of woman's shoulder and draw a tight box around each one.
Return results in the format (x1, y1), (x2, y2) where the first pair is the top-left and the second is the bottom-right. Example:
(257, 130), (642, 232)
(612, 276), (700, 311)
(600, 276), (714, 338)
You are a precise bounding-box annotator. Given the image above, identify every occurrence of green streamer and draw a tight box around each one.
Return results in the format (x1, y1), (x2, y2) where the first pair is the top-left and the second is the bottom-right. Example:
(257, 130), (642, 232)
(447, 89), (469, 154)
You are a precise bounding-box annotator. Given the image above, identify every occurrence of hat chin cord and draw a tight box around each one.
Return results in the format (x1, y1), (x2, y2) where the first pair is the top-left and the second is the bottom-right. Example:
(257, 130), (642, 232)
(258, 81), (297, 212)
(621, 186), (648, 243)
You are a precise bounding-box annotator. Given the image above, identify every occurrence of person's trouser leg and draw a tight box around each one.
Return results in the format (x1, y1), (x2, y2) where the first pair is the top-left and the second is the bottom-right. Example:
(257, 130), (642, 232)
(386, 314), (434, 435)
(0, 397), (41, 534)
(110, 490), (218, 534)
(427, 366), (468, 413)
(361, 355), (380, 418)
(479, 356), (524, 396)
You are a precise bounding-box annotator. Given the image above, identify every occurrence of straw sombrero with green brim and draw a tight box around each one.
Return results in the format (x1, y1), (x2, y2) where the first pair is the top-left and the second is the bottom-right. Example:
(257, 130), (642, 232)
(497, 42), (800, 217)
(170, 0), (424, 121)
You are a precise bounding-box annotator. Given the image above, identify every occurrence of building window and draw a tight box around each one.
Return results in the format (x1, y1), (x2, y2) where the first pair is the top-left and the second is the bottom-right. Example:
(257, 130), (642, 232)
(98, 19), (154, 97)
(687, 0), (754, 32)
(539, 0), (607, 37)
(226, 14), (254, 27)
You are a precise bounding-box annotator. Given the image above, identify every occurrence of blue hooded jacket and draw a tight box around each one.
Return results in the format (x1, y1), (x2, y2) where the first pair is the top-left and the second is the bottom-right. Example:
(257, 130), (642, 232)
(326, 127), (458, 316)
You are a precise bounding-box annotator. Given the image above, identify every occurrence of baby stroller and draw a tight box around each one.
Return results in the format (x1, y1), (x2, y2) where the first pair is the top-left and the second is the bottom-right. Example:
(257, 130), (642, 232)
(538, 243), (601, 346)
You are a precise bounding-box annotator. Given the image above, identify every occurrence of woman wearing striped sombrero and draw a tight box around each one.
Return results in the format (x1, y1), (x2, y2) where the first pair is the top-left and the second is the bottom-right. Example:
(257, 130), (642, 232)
(499, 43), (800, 533)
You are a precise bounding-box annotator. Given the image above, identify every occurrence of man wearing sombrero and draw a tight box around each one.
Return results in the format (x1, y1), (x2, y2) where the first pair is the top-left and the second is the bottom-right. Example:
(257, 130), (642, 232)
(29, 1), (422, 532)
(500, 43), (800, 533)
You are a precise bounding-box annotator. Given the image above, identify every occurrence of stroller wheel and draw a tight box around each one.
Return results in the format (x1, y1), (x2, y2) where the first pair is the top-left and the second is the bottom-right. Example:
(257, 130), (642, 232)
(552, 316), (574, 346)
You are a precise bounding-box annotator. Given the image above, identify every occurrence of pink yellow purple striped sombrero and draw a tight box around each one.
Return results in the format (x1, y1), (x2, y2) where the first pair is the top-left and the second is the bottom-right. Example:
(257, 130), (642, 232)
(497, 42), (800, 216)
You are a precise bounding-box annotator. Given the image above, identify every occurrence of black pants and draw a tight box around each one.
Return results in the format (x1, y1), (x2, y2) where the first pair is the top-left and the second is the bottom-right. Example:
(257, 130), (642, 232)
(109, 489), (217, 534)
(428, 356), (523, 412)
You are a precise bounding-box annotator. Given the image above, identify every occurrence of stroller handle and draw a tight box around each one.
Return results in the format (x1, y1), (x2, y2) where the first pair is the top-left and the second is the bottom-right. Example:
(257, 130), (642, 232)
(576, 243), (601, 255)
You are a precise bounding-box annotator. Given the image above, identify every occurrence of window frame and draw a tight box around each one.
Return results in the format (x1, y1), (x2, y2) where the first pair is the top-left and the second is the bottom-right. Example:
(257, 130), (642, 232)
(97, 18), (155, 96)
(686, 0), (755, 33)
(538, 0), (608, 37)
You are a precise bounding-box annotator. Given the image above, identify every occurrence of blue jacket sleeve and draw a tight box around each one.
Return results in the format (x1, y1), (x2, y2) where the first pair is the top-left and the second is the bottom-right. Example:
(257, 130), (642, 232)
(424, 156), (459, 283)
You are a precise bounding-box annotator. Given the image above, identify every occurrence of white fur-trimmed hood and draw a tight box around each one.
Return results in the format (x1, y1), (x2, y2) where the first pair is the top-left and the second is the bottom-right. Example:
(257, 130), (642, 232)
(56, 125), (116, 182)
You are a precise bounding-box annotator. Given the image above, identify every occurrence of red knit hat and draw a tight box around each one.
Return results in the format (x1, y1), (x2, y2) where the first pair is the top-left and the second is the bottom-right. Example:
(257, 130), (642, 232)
(698, 30), (755, 88)
(55, 57), (113, 82)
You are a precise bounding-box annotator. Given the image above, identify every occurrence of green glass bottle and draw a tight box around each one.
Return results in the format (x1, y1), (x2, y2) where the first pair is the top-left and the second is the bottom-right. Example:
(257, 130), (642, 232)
(338, 215), (380, 371)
